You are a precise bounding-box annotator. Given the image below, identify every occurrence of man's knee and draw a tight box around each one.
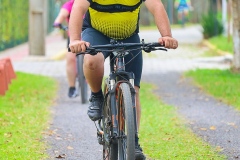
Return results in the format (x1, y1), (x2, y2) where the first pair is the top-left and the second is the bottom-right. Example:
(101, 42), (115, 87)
(84, 53), (104, 70)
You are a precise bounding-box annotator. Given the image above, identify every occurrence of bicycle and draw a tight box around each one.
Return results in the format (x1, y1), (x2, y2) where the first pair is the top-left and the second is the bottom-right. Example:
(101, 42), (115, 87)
(57, 24), (88, 104)
(76, 39), (167, 160)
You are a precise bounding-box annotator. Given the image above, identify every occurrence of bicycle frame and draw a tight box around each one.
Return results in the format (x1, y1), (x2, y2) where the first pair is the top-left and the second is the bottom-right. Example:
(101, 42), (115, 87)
(70, 39), (166, 159)
(97, 51), (138, 143)
(110, 53), (138, 138)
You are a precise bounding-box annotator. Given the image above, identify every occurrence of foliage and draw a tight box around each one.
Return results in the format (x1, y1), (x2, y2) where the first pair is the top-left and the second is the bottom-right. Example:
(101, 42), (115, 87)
(0, 1), (29, 51)
(0, 72), (57, 159)
(140, 83), (225, 159)
(186, 69), (240, 110)
(201, 12), (224, 39)
(48, 0), (61, 33)
(0, 0), (58, 51)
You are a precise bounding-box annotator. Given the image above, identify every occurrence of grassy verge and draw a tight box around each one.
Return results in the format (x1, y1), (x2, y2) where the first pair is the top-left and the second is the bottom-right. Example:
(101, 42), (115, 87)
(0, 72), (57, 159)
(200, 49), (221, 57)
(185, 69), (240, 110)
(139, 82), (225, 159)
(208, 35), (233, 54)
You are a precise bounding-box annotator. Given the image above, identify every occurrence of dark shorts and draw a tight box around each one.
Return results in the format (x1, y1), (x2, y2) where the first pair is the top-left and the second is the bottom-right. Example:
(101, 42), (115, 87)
(82, 28), (142, 87)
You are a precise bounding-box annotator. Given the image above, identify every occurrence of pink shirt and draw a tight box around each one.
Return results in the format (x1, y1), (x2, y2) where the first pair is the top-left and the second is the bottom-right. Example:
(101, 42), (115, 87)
(62, 0), (74, 22)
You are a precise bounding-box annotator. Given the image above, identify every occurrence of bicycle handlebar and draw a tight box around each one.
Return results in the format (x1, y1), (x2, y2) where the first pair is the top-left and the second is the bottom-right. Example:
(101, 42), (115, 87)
(68, 39), (167, 55)
(53, 23), (68, 31)
(59, 25), (68, 31)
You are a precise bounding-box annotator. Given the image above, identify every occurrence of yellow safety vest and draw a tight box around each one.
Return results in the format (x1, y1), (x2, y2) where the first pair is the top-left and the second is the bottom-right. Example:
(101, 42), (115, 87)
(85, 0), (143, 39)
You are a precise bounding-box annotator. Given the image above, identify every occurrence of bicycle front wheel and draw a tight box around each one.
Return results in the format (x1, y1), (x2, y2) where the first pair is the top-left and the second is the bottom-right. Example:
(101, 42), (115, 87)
(76, 55), (88, 104)
(117, 83), (135, 160)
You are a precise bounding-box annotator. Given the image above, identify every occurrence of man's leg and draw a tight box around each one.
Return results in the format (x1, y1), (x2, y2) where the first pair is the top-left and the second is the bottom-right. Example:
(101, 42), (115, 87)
(81, 28), (110, 121)
(83, 53), (105, 121)
(135, 86), (141, 131)
(134, 86), (146, 160)
(83, 53), (104, 93)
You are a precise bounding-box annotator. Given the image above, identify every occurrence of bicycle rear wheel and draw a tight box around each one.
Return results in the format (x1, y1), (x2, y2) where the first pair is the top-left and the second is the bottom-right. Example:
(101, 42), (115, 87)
(102, 81), (118, 160)
(76, 55), (88, 104)
(117, 83), (135, 160)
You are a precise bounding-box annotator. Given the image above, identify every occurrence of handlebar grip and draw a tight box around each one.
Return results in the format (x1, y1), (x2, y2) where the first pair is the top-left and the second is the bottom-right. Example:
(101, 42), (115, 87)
(68, 47), (96, 55)
(149, 42), (164, 47)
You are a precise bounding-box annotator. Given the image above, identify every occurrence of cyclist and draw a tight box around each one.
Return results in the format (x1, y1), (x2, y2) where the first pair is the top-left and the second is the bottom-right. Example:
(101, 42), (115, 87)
(69, 0), (178, 159)
(174, 0), (192, 25)
(53, 0), (79, 98)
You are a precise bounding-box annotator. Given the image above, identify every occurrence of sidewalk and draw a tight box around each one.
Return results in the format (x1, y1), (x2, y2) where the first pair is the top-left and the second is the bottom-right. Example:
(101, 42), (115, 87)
(0, 32), (68, 77)
(0, 26), (233, 78)
(0, 32), (67, 62)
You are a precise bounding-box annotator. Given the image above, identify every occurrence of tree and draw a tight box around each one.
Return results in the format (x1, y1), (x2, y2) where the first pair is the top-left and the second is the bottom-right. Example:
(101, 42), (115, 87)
(29, 0), (47, 56)
(231, 0), (240, 71)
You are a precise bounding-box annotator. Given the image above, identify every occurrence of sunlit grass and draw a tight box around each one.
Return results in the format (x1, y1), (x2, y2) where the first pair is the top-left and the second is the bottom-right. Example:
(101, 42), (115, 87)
(0, 72), (57, 159)
(208, 35), (233, 54)
(185, 69), (240, 110)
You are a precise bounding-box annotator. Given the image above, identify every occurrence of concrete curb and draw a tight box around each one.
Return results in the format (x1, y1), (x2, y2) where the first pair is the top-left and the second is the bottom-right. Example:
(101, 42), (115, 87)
(202, 40), (232, 56)
(50, 49), (67, 61)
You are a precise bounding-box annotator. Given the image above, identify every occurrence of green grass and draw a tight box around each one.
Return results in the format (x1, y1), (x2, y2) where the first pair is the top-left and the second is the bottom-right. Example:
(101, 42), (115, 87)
(0, 72), (57, 159)
(185, 69), (240, 110)
(139, 82), (225, 159)
(208, 35), (233, 54)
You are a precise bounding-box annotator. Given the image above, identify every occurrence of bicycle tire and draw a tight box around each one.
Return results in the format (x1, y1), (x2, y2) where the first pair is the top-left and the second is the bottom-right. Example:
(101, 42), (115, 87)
(117, 83), (135, 160)
(102, 80), (118, 160)
(76, 55), (88, 104)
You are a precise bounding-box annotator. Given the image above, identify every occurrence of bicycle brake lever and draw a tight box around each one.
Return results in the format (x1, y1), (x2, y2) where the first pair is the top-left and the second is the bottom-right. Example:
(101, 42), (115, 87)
(156, 48), (167, 51)
(143, 47), (167, 53)
(143, 47), (152, 53)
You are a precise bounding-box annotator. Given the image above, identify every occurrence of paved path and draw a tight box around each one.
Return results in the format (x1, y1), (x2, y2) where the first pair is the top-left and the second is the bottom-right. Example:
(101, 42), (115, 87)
(143, 72), (240, 159)
(45, 78), (101, 160)
(1, 26), (239, 159)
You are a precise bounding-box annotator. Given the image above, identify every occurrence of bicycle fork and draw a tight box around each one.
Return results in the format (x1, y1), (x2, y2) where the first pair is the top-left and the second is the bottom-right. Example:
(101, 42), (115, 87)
(95, 76), (138, 146)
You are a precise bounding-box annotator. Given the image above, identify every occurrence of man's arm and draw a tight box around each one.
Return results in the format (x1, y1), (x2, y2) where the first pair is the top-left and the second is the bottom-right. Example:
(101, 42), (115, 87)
(145, 0), (178, 49)
(69, 0), (89, 41)
(69, 0), (90, 52)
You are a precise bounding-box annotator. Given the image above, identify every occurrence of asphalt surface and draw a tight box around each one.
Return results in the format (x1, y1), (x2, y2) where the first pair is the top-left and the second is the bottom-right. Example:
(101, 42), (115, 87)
(45, 78), (102, 160)
(1, 26), (239, 159)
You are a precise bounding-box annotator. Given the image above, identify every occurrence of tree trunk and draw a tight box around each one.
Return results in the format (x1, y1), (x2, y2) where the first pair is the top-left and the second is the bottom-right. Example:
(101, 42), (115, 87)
(29, 0), (46, 56)
(231, 0), (240, 71)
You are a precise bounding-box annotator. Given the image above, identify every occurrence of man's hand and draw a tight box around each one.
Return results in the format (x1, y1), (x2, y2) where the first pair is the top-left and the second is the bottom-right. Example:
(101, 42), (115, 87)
(69, 40), (90, 53)
(158, 36), (178, 49)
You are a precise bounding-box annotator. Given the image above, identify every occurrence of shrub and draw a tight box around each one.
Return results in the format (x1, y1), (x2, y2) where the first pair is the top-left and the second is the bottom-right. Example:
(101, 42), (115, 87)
(201, 13), (223, 39)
